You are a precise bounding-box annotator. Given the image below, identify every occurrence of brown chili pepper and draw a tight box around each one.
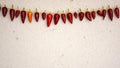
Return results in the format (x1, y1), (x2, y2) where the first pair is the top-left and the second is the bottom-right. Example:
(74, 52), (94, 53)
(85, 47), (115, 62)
(42, 11), (46, 20)
(61, 11), (66, 24)
(108, 5), (113, 21)
(15, 7), (20, 18)
(114, 6), (119, 18)
(78, 9), (84, 21)
(91, 9), (96, 19)
(102, 7), (106, 20)
(74, 12), (77, 18)
(54, 12), (60, 25)
(2, 5), (8, 17)
(47, 13), (52, 27)
(34, 8), (39, 22)
(10, 5), (15, 21)
(85, 9), (92, 21)
(67, 9), (73, 24)
(21, 8), (26, 24)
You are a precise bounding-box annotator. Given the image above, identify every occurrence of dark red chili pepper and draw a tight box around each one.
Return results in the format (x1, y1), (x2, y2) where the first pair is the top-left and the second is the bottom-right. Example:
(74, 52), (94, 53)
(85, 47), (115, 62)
(34, 8), (39, 22)
(91, 9), (96, 19)
(61, 11), (66, 24)
(15, 7), (20, 18)
(47, 13), (52, 27)
(10, 5), (15, 21)
(102, 7), (106, 20)
(42, 11), (46, 20)
(108, 5), (113, 21)
(54, 13), (60, 25)
(21, 8), (26, 24)
(78, 9), (84, 21)
(97, 9), (102, 16)
(74, 12), (77, 18)
(2, 5), (8, 17)
(114, 6), (119, 18)
(67, 9), (73, 24)
(85, 9), (92, 21)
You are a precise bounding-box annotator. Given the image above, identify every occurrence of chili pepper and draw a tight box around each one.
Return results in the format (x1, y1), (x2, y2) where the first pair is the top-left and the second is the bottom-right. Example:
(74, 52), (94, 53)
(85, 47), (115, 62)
(34, 8), (39, 22)
(85, 9), (92, 21)
(2, 5), (8, 17)
(28, 9), (33, 23)
(114, 6), (119, 18)
(21, 8), (26, 24)
(102, 7), (106, 20)
(61, 11), (66, 24)
(91, 9), (96, 19)
(54, 12), (60, 25)
(10, 5), (15, 21)
(97, 9), (102, 16)
(78, 9), (84, 21)
(42, 11), (46, 20)
(47, 13), (52, 27)
(67, 9), (73, 24)
(15, 7), (20, 18)
(108, 5), (113, 21)
(74, 12), (77, 18)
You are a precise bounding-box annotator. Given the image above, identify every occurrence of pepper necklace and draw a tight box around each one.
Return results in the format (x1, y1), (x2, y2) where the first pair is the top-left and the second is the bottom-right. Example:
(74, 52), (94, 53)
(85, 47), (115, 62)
(0, 4), (119, 27)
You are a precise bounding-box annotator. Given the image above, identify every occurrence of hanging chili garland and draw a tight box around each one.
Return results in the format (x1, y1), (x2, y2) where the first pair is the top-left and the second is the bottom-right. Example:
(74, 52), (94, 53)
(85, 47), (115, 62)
(0, 4), (120, 27)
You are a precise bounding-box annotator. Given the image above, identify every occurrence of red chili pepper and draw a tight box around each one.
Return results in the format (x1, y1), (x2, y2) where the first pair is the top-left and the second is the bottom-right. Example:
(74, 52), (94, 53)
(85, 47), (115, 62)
(54, 13), (60, 25)
(114, 6), (119, 18)
(78, 9), (84, 21)
(15, 7), (20, 18)
(34, 8), (39, 22)
(2, 5), (8, 17)
(74, 12), (77, 18)
(91, 10), (96, 19)
(67, 9), (73, 24)
(85, 9), (92, 21)
(97, 9), (102, 16)
(21, 8), (26, 24)
(10, 5), (15, 21)
(61, 11), (66, 24)
(42, 11), (46, 20)
(108, 5), (113, 21)
(102, 7), (106, 20)
(47, 13), (52, 27)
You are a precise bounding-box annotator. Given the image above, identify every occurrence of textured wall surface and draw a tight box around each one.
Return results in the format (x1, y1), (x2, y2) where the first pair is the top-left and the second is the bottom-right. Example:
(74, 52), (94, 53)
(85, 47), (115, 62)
(0, 0), (120, 68)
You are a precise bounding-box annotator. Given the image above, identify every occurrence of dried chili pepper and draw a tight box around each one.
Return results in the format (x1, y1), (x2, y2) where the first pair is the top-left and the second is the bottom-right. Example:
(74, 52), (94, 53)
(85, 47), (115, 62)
(42, 11), (46, 20)
(54, 12), (60, 25)
(28, 9), (33, 23)
(61, 11), (66, 24)
(108, 5), (113, 21)
(114, 6), (119, 18)
(85, 9), (92, 21)
(47, 13), (52, 27)
(74, 12), (77, 18)
(102, 7), (106, 20)
(2, 5), (8, 17)
(10, 5), (15, 21)
(78, 9), (84, 21)
(91, 9), (96, 19)
(97, 9), (102, 16)
(15, 7), (20, 18)
(34, 8), (39, 22)
(67, 9), (73, 24)
(21, 8), (26, 24)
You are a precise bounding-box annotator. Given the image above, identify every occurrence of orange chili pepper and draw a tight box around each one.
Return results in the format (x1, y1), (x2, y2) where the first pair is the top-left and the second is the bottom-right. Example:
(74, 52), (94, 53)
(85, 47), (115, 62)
(28, 9), (33, 23)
